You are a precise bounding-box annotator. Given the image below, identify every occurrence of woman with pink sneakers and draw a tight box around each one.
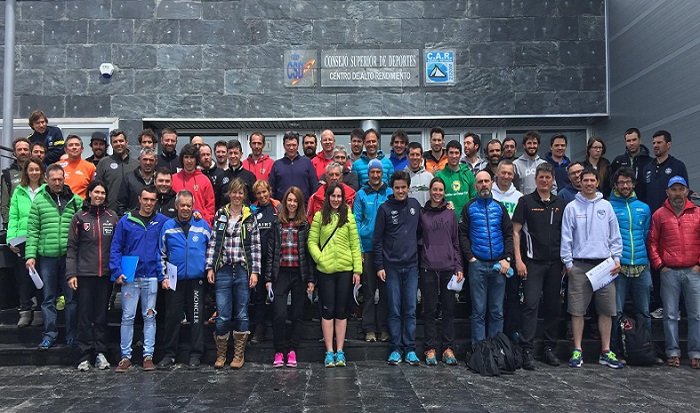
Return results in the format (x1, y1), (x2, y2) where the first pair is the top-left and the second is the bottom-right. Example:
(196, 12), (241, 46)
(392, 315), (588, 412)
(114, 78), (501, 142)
(265, 186), (314, 367)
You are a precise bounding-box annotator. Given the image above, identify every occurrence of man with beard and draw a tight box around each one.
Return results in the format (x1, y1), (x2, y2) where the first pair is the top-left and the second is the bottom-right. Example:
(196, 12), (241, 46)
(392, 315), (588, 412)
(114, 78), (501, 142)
(513, 131), (555, 196)
(217, 140), (257, 208)
(157, 128), (181, 173)
(1, 138), (30, 226)
(302, 133), (318, 158)
(349, 128), (364, 164)
(117, 148), (157, 216)
(352, 129), (394, 188)
(26, 110), (64, 165)
(198, 144), (223, 188)
(242, 132), (274, 181)
(459, 170), (514, 344)
(545, 134), (571, 191)
(96, 130), (138, 210)
(86, 132), (109, 167)
(154, 168), (177, 218)
(502, 137), (517, 161)
(424, 127), (448, 174)
(482, 139), (503, 178)
(609, 128), (652, 201)
(460, 133), (487, 174)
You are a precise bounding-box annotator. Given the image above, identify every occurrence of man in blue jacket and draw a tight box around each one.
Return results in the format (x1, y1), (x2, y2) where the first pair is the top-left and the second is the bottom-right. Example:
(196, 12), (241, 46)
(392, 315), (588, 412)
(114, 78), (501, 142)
(353, 159), (392, 343)
(157, 190), (212, 370)
(609, 167), (652, 358)
(373, 170), (421, 366)
(110, 185), (168, 372)
(459, 170), (514, 346)
(352, 129), (394, 188)
(268, 131), (318, 201)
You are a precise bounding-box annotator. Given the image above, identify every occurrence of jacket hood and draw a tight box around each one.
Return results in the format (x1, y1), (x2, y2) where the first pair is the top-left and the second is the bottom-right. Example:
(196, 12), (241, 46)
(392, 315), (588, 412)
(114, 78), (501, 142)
(246, 153), (270, 162)
(386, 194), (408, 206)
(516, 154), (542, 164)
(662, 198), (696, 215)
(82, 203), (110, 213)
(492, 183), (517, 197)
(179, 168), (205, 178)
(423, 199), (447, 211)
(626, 144), (651, 157)
(544, 152), (571, 167)
(390, 150), (406, 161)
(47, 184), (74, 198)
(362, 182), (388, 194)
(407, 165), (427, 174)
(609, 189), (638, 204)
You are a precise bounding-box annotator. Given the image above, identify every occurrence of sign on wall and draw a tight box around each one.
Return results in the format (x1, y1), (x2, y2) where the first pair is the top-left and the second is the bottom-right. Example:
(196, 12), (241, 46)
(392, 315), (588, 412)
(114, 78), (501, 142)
(425, 50), (455, 85)
(320, 49), (420, 87)
(284, 50), (317, 88)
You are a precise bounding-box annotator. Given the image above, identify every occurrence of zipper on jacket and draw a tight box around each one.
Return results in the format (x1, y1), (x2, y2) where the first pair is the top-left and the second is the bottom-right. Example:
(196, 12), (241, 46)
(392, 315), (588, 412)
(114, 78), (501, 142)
(626, 199), (634, 266)
(97, 211), (103, 277)
(484, 200), (493, 260)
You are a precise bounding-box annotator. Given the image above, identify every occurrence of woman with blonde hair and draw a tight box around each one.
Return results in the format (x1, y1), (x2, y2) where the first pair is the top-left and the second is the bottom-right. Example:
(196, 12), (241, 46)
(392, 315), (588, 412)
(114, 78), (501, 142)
(265, 186), (313, 367)
(308, 183), (362, 367)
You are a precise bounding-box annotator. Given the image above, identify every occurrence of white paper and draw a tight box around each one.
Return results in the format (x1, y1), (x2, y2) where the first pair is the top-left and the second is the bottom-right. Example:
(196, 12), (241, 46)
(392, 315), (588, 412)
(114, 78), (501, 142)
(267, 285), (274, 303)
(8, 235), (26, 247)
(447, 274), (464, 292)
(584, 257), (618, 292)
(166, 262), (178, 291)
(28, 266), (43, 289)
(353, 283), (362, 305)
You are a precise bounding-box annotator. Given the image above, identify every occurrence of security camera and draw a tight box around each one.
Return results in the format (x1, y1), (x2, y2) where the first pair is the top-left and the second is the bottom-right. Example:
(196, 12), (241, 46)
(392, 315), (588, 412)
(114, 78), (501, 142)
(99, 63), (115, 79)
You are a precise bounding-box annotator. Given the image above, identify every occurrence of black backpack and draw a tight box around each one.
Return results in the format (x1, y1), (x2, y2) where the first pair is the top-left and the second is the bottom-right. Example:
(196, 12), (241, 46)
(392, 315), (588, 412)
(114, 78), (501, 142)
(467, 333), (522, 376)
(619, 314), (657, 366)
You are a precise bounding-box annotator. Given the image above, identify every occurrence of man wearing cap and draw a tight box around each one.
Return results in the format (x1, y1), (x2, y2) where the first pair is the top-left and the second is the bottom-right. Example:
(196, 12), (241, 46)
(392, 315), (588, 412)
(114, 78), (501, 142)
(648, 175), (700, 369)
(86, 132), (109, 167)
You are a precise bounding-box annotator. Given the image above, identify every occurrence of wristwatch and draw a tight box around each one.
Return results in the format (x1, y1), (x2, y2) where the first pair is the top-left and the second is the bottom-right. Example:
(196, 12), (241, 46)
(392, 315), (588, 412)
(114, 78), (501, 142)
(505, 257), (511, 263)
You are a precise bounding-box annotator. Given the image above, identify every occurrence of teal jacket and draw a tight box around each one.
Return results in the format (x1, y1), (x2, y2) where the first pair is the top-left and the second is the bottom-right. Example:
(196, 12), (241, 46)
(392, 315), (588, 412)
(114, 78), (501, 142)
(352, 151), (394, 188)
(352, 183), (392, 253)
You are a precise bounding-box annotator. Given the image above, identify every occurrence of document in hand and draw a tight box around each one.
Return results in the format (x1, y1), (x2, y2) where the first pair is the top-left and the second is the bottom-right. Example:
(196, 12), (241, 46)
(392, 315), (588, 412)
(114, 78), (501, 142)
(353, 283), (362, 305)
(585, 257), (618, 292)
(166, 262), (178, 291)
(121, 256), (139, 283)
(28, 266), (43, 289)
(447, 274), (464, 292)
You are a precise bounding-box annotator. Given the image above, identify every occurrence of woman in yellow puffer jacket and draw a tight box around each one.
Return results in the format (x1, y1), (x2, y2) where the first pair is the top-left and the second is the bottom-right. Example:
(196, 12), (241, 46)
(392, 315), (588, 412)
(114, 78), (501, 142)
(308, 182), (362, 367)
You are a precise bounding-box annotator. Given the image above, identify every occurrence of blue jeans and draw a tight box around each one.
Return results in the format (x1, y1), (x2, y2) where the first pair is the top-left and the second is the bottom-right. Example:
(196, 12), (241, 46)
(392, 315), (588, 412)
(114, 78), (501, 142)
(385, 265), (418, 353)
(468, 259), (506, 343)
(661, 267), (700, 359)
(214, 264), (250, 335)
(120, 278), (158, 359)
(39, 256), (76, 342)
(611, 269), (652, 353)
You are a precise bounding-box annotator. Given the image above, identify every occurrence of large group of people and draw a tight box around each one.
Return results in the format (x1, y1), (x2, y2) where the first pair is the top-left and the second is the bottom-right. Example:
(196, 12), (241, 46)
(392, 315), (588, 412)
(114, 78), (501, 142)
(4, 110), (700, 373)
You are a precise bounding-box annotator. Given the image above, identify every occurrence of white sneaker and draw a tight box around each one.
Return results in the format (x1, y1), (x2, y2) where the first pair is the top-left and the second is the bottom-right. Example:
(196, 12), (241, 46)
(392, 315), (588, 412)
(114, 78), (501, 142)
(95, 353), (110, 370)
(77, 360), (90, 372)
(651, 307), (663, 319)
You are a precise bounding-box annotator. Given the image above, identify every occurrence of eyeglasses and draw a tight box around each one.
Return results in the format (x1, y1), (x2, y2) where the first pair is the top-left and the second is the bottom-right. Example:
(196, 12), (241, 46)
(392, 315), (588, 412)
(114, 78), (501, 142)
(616, 180), (634, 186)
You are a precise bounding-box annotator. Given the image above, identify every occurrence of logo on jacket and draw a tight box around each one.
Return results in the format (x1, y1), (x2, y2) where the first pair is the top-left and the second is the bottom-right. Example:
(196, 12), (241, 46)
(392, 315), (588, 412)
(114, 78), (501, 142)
(665, 167), (672, 175)
(222, 177), (230, 185)
(391, 210), (399, 225)
(452, 181), (461, 191)
(83, 223), (91, 231)
(597, 210), (606, 219)
(409, 207), (416, 216)
(257, 213), (263, 220)
(192, 235), (199, 242)
(110, 163), (118, 170)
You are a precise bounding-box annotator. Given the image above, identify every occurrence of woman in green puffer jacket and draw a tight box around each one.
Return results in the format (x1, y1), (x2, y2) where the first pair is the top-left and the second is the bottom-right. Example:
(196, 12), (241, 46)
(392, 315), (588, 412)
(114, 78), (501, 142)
(308, 182), (362, 368)
(7, 157), (46, 327)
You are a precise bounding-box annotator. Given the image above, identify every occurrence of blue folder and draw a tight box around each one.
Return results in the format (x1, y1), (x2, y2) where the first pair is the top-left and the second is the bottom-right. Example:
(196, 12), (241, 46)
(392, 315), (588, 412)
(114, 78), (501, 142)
(121, 256), (139, 283)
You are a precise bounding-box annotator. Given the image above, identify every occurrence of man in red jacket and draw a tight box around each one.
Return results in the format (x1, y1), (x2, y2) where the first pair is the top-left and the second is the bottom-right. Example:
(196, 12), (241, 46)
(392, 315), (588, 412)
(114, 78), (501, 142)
(648, 175), (700, 369)
(171, 144), (215, 224)
(306, 162), (355, 222)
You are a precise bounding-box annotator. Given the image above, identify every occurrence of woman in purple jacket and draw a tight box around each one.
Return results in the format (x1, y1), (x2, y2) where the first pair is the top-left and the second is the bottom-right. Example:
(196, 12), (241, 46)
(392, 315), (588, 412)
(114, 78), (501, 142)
(419, 177), (463, 366)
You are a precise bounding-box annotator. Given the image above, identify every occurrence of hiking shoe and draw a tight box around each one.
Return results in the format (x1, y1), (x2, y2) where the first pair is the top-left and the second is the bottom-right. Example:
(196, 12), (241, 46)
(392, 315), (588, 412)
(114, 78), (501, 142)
(157, 356), (175, 370)
(650, 307), (663, 319)
(324, 351), (335, 368)
(442, 348), (457, 365)
(188, 356), (201, 370)
(37, 339), (53, 350)
(77, 360), (90, 372)
(66, 338), (75, 347)
(95, 353), (110, 370)
(380, 331), (390, 342)
(335, 350), (347, 367)
(569, 349), (583, 368)
(250, 325), (264, 344)
(387, 351), (401, 365)
(286, 350), (297, 368)
(56, 296), (65, 311)
(365, 332), (377, 342)
(273, 352), (285, 368)
(667, 356), (680, 367)
(599, 350), (624, 369)
(543, 347), (561, 367)
(142, 356), (156, 371)
(405, 351), (420, 366)
(425, 349), (437, 366)
(691, 358), (700, 369)
(522, 350), (537, 370)
(115, 358), (131, 372)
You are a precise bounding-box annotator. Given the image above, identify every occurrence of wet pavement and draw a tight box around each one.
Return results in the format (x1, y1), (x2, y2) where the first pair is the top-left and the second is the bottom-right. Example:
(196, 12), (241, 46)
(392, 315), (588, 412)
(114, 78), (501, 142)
(0, 359), (697, 413)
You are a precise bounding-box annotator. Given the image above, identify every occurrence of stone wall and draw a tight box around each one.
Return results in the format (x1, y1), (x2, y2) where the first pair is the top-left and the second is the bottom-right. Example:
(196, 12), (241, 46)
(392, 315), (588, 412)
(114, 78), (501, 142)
(0, 0), (606, 137)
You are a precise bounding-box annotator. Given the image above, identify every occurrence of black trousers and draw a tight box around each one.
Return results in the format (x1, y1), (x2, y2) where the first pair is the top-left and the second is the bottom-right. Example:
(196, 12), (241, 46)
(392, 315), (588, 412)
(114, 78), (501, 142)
(76, 276), (112, 361)
(162, 278), (205, 360)
(272, 267), (305, 353)
(14, 257), (40, 311)
(503, 274), (522, 339)
(317, 271), (353, 320)
(420, 269), (456, 351)
(520, 260), (562, 351)
(361, 254), (387, 333)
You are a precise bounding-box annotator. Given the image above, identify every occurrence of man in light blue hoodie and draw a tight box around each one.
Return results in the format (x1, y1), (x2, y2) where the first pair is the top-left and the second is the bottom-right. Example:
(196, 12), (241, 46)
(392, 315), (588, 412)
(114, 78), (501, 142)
(561, 167), (623, 369)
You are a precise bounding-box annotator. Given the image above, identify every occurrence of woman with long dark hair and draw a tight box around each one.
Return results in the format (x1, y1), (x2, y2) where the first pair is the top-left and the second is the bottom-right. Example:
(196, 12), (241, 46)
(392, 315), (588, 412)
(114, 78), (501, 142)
(66, 180), (119, 371)
(265, 186), (313, 367)
(308, 183), (362, 367)
(583, 137), (611, 198)
(8, 157), (46, 327)
(419, 177), (462, 366)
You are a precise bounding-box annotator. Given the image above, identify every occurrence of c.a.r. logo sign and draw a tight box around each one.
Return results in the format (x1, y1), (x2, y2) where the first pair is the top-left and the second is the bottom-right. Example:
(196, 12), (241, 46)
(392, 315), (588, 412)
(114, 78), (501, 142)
(425, 50), (455, 86)
(284, 50), (317, 87)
